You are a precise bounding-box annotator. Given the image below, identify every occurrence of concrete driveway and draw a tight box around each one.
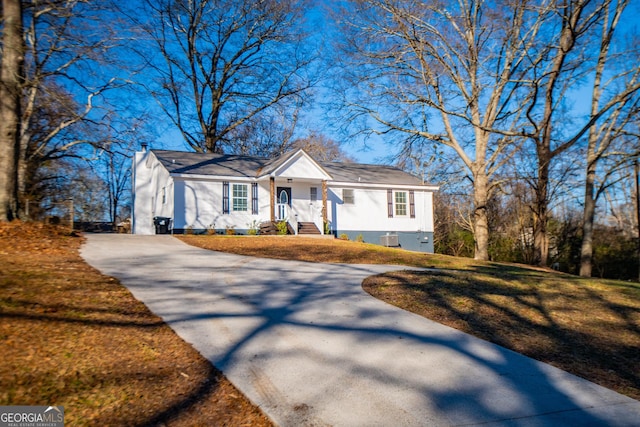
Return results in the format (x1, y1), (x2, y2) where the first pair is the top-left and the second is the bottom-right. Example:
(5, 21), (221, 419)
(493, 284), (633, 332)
(80, 234), (640, 426)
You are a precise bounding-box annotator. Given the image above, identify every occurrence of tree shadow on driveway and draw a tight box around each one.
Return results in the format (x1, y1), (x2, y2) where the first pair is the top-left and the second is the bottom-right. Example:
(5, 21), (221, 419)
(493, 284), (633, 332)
(81, 235), (640, 426)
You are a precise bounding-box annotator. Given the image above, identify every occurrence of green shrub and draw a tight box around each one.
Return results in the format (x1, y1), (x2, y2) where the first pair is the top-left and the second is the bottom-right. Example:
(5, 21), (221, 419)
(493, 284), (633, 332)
(324, 220), (332, 235)
(276, 221), (288, 235)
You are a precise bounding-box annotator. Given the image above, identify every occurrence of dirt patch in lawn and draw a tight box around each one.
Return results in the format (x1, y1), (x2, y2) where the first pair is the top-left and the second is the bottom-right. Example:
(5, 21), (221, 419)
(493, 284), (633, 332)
(0, 222), (273, 426)
(180, 235), (640, 401)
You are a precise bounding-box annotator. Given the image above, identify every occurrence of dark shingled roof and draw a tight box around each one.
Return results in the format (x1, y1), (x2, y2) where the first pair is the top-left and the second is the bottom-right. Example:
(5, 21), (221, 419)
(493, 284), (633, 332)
(320, 161), (423, 185)
(153, 150), (271, 178)
(151, 149), (426, 186)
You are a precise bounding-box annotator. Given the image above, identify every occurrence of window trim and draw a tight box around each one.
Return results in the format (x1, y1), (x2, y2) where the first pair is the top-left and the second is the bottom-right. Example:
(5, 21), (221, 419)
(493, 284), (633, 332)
(232, 183), (249, 212)
(342, 188), (355, 205)
(389, 189), (416, 218)
(394, 191), (408, 217)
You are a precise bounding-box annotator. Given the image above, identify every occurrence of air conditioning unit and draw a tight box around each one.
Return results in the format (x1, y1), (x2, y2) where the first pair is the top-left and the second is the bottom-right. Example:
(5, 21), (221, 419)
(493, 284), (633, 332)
(380, 234), (399, 247)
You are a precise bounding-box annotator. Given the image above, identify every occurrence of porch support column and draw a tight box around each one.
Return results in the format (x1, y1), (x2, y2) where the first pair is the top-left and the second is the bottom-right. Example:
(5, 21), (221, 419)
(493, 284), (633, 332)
(270, 177), (275, 223)
(322, 180), (328, 234)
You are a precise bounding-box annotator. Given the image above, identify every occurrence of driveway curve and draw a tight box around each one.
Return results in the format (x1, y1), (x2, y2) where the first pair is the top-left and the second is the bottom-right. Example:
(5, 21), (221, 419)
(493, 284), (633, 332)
(81, 234), (640, 426)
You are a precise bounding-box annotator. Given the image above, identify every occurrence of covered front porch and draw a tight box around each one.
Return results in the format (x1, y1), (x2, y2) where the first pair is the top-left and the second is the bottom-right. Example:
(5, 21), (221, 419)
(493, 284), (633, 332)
(260, 177), (328, 235)
(260, 150), (332, 235)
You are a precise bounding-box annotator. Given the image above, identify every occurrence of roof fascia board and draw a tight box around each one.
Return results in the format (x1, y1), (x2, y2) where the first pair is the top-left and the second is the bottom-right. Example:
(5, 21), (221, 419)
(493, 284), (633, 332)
(328, 181), (440, 191)
(171, 173), (256, 181)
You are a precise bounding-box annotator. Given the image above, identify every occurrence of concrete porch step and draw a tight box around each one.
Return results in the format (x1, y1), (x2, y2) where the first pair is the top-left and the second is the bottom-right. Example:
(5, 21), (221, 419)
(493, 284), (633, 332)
(298, 222), (321, 235)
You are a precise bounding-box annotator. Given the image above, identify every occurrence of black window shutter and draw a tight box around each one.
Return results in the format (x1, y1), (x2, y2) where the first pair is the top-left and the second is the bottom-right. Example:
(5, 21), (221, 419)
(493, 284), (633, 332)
(409, 190), (415, 218)
(387, 189), (393, 218)
(222, 181), (229, 214)
(251, 182), (258, 215)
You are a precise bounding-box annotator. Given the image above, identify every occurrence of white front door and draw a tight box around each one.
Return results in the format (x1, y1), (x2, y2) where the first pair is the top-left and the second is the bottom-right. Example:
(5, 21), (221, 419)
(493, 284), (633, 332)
(307, 186), (320, 223)
(276, 187), (291, 220)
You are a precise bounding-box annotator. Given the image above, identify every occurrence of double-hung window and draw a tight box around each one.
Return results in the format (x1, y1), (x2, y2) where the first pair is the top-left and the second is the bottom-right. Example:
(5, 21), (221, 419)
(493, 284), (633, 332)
(223, 182), (256, 214)
(395, 191), (408, 216)
(232, 184), (248, 212)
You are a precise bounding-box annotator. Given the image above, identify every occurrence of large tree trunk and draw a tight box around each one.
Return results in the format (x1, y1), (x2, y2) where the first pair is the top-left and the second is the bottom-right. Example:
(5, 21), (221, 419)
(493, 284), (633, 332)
(533, 206), (549, 268)
(204, 133), (222, 154)
(579, 160), (597, 277)
(533, 148), (550, 267)
(0, 0), (24, 221)
(473, 168), (490, 261)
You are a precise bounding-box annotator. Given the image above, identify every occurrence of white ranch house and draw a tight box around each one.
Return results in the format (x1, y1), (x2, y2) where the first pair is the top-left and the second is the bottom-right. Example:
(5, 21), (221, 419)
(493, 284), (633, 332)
(131, 147), (439, 252)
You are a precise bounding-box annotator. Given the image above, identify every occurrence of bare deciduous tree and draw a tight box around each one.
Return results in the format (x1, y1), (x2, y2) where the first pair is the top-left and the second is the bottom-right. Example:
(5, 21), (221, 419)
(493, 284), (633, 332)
(99, 146), (131, 228)
(227, 104), (301, 157)
(19, 0), (129, 218)
(131, 0), (318, 154)
(291, 132), (354, 162)
(0, 0), (24, 221)
(520, 0), (640, 267)
(336, 0), (640, 266)
(577, 0), (640, 276)
(334, 0), (544, 260)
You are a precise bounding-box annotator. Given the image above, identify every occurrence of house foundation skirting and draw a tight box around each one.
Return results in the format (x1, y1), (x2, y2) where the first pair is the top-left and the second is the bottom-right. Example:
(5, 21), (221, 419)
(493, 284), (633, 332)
(334, 230), (435, 253)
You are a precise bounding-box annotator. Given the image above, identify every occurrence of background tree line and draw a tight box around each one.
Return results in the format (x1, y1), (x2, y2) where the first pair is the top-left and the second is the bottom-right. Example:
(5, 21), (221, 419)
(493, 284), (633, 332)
(331, 0), (640, 279)
(1, 0), (639, 280)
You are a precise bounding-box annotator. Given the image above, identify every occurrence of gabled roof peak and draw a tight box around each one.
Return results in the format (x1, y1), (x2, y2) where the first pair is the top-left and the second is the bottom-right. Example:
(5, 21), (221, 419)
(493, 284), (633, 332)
(258, 148), (332, 180)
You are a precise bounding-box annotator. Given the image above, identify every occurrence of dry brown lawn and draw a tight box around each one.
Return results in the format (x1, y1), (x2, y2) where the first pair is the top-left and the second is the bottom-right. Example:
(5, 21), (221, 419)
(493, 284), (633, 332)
(181, 234), (640, 401)
(0, 223), (272, 426)
(178, 234), (468, 268)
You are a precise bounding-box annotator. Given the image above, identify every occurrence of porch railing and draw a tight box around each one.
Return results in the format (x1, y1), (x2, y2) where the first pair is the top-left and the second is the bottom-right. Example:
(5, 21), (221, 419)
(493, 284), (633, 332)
(276, 203), (298, 235)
